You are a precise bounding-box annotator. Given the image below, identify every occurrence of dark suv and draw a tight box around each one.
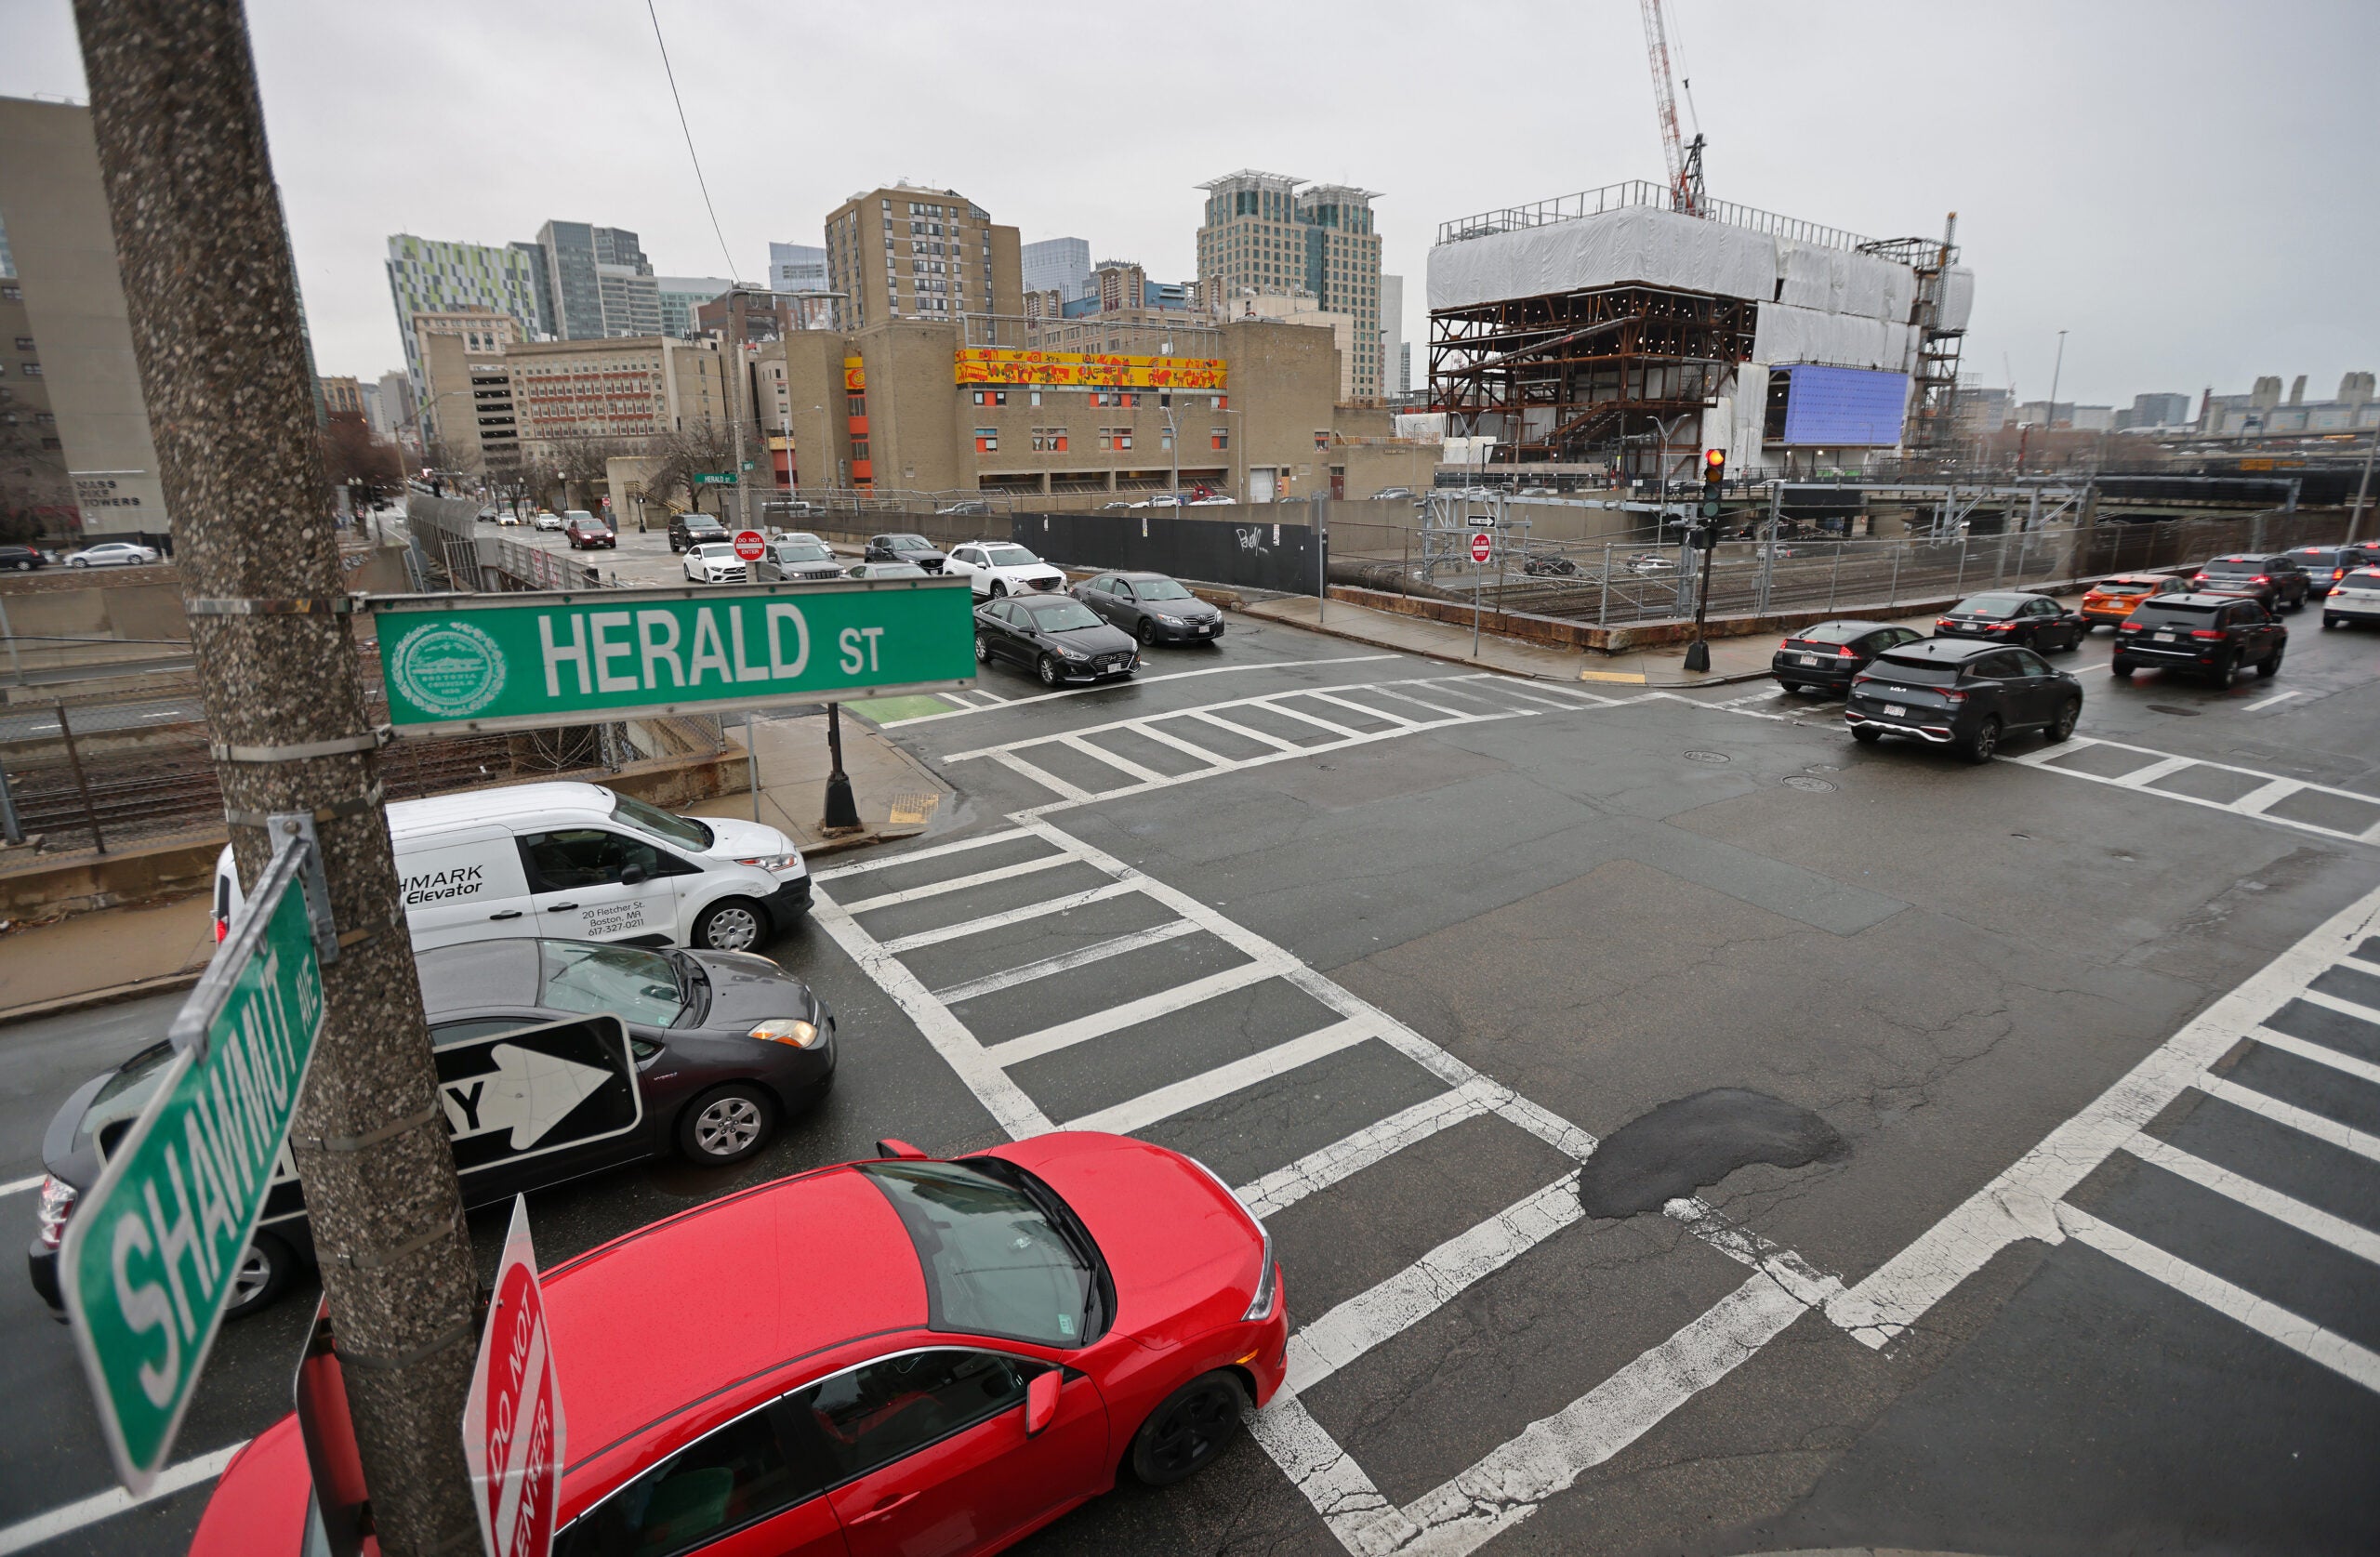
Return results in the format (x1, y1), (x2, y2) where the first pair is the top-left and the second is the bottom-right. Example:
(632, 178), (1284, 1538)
(2189, 553), (2310, 612)
(1846, 639), (2082, 763)
(0, 544), (46, 572)
(668, 513), (730, 554)
(2113, 593), (2286, 681)
(865, 533), (947, 572)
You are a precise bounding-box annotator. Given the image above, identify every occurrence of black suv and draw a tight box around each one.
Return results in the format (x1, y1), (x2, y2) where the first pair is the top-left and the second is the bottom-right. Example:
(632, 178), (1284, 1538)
(2189, 553), (2310, 612)
(0, 545), (46, 572)
(865, 533), (947, 572)
(2113, 593), (2286, 682)
(1846, 639), (2082, 763)
(1933, 590), (2085, 651)
(668, 513), (730, 554)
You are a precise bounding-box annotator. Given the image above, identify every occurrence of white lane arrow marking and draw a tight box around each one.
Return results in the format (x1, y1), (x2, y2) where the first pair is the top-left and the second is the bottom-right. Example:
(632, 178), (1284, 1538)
(442, 1045), (615, 1150)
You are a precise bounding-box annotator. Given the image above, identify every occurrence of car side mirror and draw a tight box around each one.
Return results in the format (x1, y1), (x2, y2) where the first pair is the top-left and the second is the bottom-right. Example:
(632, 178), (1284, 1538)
(1025, 1368), (1062, 1436)
(873, 1138), (930, 1160)
(619, 864), (648, 886)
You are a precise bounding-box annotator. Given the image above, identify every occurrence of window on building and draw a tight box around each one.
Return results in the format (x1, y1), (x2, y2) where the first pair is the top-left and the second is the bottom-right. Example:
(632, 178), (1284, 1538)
(1210, 428), (1229, 451)
(12, 337), (32, 352)
(974, 428), (998, 453)
(1031, 428), (1068, 452)
(21, 363), (40, 376)
(851, 439), (870, 461)
(972, 389), (1008, 406)
(1029, 390), (1042, 407)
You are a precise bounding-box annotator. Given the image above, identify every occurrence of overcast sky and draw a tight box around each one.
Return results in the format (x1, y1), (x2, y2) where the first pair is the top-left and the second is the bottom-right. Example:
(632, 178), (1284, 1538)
(4, 0), (2373, 412)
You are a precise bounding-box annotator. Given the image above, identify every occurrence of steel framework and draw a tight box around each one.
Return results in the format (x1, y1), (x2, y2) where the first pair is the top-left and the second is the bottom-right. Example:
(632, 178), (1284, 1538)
(1860, 218), (1965, 459)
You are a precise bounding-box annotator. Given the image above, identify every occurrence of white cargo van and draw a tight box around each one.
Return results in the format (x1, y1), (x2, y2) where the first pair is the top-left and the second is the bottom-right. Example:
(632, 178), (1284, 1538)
(214, 782), (810, 954)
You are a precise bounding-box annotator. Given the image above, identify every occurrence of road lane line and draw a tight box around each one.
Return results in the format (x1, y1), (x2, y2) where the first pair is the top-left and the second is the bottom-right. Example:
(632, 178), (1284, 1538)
(2230, 777), (2304, 814)
(0, 1440), (247, 1555)
(983, 957), (1289, 1067)
(2196, 1075), (2380, 1164)
(813, 825), (1034, 881)
(2242, 689), (2303, 713)
(931, 919), (1200, 1005)
(987, 749), (1096, 802)
(0, 1174), (44, 1196)
(1238, 1081), (1503, 1220)
(2056, 1203), (2380, 1393)
(1187, 709), (1305, 752)
(882, 653), (1407, 724)
(876, 880), (1140, 955)
(2251, 1023), (2380, 1087)
(2123, 1134), (2380, 1265)
(835, 851), (1075, 914)
(1251, 698), (1363, 738)
(1064, 1018), (1373, 1136)
(1057, 733), (1168, 785)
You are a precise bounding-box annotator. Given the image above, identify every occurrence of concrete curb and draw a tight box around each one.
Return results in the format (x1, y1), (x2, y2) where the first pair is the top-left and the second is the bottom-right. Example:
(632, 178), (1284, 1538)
(0, 968), (205, 1028)
(1236, 604), (1777, 689)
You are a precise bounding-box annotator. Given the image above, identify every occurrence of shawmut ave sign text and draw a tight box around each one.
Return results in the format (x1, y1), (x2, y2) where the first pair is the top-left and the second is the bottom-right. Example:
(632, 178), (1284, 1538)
(369, 576), (976, 734)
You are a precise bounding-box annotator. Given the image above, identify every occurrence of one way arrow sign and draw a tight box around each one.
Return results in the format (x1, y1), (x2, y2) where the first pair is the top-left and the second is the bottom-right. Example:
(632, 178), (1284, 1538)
(442, 1043), (616, 1150)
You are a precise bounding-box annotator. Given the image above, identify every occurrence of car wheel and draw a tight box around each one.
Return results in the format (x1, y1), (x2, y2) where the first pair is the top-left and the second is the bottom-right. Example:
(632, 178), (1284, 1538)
(2210, 649), (2238, 684)
(2324, 614), (2340, 628)
(677, 1083), (776, 1167)
(989, 579), (1007, 598)
(13, 561), (30, 572)
(2111, 658), (2135, 678)
(974, 631), (993, 665)
(2046, 698), (2081, 742)
(1962, 716), (2002, 764)
(1851, 725), (1884, 745)
(1136, 618), (1157, 646)
(1037, 653), (1063, 687)
(694, 896), (767, 953)
(223, 1232), (296, 1321)
(70, 558), (87, 568)
(2257, 647), (2283, 679)
(1129, 1370), (1249, 1486)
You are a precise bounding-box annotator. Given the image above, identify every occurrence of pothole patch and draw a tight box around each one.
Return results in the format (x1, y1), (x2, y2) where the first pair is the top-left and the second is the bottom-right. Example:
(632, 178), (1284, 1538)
(1782, 775), (1836, 793)
(2148, 705), (2202, 717)
(1682, 750), (1731, 765)
(1579, 1088), (1847, 1220)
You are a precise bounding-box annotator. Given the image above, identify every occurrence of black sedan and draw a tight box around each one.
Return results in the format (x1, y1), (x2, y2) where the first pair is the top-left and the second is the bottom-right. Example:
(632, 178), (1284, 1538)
(1071, 570), (1227, 646)
(975, 594), (1139, 685)
(1771, 619), (1925, 695)
(25, 938), (835, 1321)
(1933, 590), (2085, 651)
(865, 532), (947, 572)
(1846, 639), (2082, 763)
(668, 513), (730, 553)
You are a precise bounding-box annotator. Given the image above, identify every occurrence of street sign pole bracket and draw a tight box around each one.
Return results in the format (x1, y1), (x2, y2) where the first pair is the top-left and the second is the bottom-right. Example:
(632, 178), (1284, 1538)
(266, 811), (339, 966)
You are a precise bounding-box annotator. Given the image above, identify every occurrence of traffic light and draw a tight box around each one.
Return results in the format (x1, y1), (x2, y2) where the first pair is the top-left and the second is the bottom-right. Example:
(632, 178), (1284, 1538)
(1699, 448), (1725, 519)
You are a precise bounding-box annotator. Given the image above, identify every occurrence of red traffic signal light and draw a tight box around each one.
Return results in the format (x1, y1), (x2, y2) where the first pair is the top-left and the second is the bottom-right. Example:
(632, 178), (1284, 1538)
(1703, 448), (1726, 475)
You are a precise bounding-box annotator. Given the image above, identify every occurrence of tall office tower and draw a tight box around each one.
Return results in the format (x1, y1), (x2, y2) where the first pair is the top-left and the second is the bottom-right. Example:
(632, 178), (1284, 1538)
(1197, 171), (1385, 402)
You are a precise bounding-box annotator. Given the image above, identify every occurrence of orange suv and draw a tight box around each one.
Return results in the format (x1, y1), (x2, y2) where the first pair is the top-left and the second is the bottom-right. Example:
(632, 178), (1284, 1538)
(2079, 573), (2191, 631)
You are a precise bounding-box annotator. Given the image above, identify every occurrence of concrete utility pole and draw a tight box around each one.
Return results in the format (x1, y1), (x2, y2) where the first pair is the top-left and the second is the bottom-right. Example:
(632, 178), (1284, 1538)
(2347, 417), (2377, 546)
(73, 4), (478, 1551)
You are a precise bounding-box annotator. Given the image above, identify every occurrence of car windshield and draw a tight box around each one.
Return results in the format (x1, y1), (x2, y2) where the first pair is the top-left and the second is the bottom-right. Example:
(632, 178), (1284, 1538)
(773, 543), (832, 561)
(860, 1159), (1103, 1346)
(1954, 594), (2031, 617)
(537, 942), (686, 1026)
(984, 545), (1038, 567)
(1794, 621), (1868, 644)
(608, 790), (711, 851)
(695, 544), (736, 559)
(1132, 577), (1193, 601)
(1025, 600), (1104, 631)
(1869, 657), (1962, 686)
(76, 1041), (176, 1155)
(886, 534), (932, 549)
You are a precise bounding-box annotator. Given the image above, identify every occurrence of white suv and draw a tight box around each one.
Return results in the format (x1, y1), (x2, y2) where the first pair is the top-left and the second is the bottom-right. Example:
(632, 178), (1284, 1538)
(684, 542), (747, 583)
(944, 540), (1067, 599)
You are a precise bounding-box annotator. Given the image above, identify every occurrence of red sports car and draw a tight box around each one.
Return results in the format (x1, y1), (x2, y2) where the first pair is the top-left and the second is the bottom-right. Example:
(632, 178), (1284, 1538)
(191, 1132), (1286, 1556)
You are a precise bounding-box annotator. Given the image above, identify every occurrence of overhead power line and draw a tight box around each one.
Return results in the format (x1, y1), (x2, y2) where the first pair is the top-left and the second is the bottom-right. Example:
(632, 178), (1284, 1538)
(644, 0), (739, 282)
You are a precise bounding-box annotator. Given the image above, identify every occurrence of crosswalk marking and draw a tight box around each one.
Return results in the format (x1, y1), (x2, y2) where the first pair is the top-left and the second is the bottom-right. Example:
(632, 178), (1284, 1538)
(813, 825), (1030, 882)
(1064, 1018), (1373, 1136)
(983, 957), (1289, 1066)
(834, 851), (1073, 915)
(2233, 777), (2304, 812)
(1188, 708), (1305, 752)
(987, 749), (1095, 802)
(2122, 1133), (2380, 1266)
(2008, 735), (2380, 845)
(881, 652), (1408, 726)
(875, 880), (1138, 955)
(2196, 1074), (2380, 1164)
(2251, 1023), (2380, 1087)
(1058, 732), (1167, 785)
(2111, 754), (2198, 788)
(1302, 687), (1423, 728)
(1254, 698), (1364, 738)
(931, 919), (1201, 1005)
(1130, 721), (1231, 768)
(1237, 1081), (1503, 1220)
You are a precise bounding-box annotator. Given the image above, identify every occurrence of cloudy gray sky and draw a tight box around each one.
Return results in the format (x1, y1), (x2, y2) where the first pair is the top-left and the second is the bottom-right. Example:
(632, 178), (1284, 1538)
(4, 0), (2373, 412)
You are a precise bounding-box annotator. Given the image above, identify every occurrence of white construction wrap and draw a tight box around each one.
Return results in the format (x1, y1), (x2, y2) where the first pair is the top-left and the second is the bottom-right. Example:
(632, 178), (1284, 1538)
(1773, 240), (1916, 323)
(1752, 305), (1913, 372)
(1937, 267), (1976, 333)
(1426, 205), (1777, 312)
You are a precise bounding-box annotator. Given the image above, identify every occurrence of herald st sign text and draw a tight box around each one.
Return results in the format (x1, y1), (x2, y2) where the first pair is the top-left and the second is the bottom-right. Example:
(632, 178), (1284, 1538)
(371, 578), (977, 732)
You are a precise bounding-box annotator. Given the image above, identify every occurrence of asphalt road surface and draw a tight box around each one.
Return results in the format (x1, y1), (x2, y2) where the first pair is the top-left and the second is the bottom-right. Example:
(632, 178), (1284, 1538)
(3, 607), (2376, 1554)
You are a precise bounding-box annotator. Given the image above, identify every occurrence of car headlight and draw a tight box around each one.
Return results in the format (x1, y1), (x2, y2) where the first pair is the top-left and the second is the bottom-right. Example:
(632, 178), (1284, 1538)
(747, 1018), (822, 1049)
(735, 851), (798, 873)
(1156, 614), (1184, 626)
(1060, 645), (1089, 659)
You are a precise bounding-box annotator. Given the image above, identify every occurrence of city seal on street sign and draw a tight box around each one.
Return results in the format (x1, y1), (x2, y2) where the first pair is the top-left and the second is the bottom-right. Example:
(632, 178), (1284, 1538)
(59, 838), (326, 1492)
(734, 529), (766, 562)
(464, 1196), (565, 1557)
(388, 619), (509, 719)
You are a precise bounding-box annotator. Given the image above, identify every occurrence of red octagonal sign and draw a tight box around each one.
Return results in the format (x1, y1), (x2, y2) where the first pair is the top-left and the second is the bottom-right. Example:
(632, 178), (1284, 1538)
(464, 1198), (565, 1557)
(733, 529), (767, 562)
(1470, 531), (1492, 565)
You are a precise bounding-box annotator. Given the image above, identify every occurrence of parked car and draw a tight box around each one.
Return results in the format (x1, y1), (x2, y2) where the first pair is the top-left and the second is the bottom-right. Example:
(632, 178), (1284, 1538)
(1771, 619), (1926, 696)
(2113, 593), (2287, 681)
(1623, 552), (1677, 576)
(1371, 486), (1418, 501)
(975, 595), (1139, 686)
(496, 509), (527, 527)
(2189, 552), (2311, 612)
(864, 533), (947, 572)
(684, 541), (748, 584)
(28, 935), (837, 1322)
(562, 511), (615, 549)
(534, 510), (566, 531)
(0, 544), (46, 572)
(935, 498), (995, 517)
(847, 561), (931, 580)
(1187, 494), (1236, 506)
(1933, 590), (2085, 651)
(2286, 546), (2347, 595)
(756, 537), (844, 583)
(212, 781), (811, 954)
(2323, 565), (2380, 628)
(1071, 570), (1226, 645)
(63, 541), (160, 568)
(188, 1133), (1286, 1556)
(945, 540), (1068, 598)
(2078, 573), (2192, 629)
(668, 512), (730, 553)
(475, 506), (499, 523)
(1846, 639), (2083, 762)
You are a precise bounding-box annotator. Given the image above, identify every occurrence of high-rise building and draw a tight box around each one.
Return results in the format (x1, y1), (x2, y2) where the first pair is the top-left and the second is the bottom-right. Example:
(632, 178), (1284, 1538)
(532, 220), (658, 339)
(1197, 171), (1385, 402)
(2110, 391), (2194, 431)
(767, 243), (827, 294)
(1022, 237), (1091, 303)
(377, 369), (416, 446)
(1380, 273), (1403, 397)
(657, 276), (735, 338)
(823, 184), (1023, 333)
(385, 233), (547, 404)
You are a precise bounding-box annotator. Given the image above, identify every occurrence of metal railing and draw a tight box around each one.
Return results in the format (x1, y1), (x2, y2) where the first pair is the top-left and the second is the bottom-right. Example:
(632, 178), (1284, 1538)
(1436, 178), (1876, 254)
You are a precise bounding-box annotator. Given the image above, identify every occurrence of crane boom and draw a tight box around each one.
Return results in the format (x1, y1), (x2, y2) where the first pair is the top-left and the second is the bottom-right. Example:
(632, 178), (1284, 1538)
(1639, 0), (1705, 215)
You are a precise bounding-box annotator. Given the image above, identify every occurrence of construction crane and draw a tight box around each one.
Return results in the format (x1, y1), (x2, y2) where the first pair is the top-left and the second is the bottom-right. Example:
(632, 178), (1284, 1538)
(1639, 0), (1706, 216)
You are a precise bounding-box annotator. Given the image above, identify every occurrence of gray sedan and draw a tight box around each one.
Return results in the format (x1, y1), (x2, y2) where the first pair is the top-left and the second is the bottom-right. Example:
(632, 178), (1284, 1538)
(1070, 570), (1226, 646)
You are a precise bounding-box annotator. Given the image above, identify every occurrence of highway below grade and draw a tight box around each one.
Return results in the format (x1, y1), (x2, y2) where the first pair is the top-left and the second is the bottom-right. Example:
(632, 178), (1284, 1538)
(2, 605), (2377, 1554)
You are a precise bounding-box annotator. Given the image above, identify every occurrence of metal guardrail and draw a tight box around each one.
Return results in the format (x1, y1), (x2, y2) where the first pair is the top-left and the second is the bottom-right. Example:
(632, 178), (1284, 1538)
(1435, 178), (1875, 254)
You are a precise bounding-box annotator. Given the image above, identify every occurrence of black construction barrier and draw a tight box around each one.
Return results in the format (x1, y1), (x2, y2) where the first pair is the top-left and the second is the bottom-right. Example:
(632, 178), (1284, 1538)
(1011, 510), (1324, 596)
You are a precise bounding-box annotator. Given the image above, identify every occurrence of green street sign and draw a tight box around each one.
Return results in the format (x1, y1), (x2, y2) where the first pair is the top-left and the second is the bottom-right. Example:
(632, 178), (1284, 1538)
(693, 472), (737, 487)
(60, 839), (325, 1491)
(739, 459), (755, 472)
(371, 578), (978, 733)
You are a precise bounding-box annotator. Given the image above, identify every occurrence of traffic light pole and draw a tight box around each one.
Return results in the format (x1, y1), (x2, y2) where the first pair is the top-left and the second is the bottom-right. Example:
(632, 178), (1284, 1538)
(1683, 449), (1726, 673)
(73, 4), (479, 1550)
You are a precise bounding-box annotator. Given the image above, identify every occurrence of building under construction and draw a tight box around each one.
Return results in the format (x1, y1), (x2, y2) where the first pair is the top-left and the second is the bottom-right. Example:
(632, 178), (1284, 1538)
(1426, 180), (1973, 479)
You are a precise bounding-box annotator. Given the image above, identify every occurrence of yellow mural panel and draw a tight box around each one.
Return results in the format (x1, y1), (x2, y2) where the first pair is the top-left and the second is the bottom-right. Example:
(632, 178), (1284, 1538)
(954, 349), (1225, 390)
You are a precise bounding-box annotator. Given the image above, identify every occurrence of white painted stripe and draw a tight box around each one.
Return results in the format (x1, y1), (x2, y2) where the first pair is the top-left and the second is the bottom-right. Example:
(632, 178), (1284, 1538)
(1508, 680), (1618, 706)
(1825, 878), (2380, 1348)
(1237, 1081), (1502, 1220)
(0, 1439), (247, 1554)
(2347, 953), (2380, 977)
(1246, 1394), (1397, 1550)
(835, 851), (1075, 914)
(1364, 685), (1475, 720)
(1065, 1018), (1373, 1136)
(2111, 755), (2198, 789)
(2231, 777), (2305, 814)
(2197, 1075), (2380, 1164)
(2298, 987), (2380, 1030)
(813, 825), (1032, 881)
(884, 653), (1407, 724)
(931, 918), (1199, 1005)
(2242, 689), (2303, 713)
(1465, 682), (1580, 712)
(987, 749), (1097, 803)
(1301, 688), (1422, 728)
(2123, 1133), (2380, 1265)
(984, 957), (1289, 1067)
(0, 1174), (44, 1197)
(1057, 733), (1168, 785)
(1129, 719), (1231, 768)
(1664, 1196), (1845, 1308)
(1283, 1174), (1581, 1395)
(1252, 698), (1362, 738)
(876, 880), (1140, 955)
(1488, 1092), (1603, 1165)
(2058, 1203), (2380, 1393)
(2253, 1023), (2380, 1087)
(2003, 733), (2099, 767)
(1188, 708), (1305, 752)
(1353, 1273), (1816, 1557)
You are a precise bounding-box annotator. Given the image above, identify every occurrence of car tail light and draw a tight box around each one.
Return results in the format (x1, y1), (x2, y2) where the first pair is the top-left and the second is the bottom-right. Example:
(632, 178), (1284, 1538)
(2251, 575), (2269, 585)
(1833, 645), (1859, 658)
(1986, 621), (2016, 631)
(2192, 572), (2210, 582)
(2190, 628), (2224, 640)
(213, 915), (230, 943)
(2117, 621), (2145, 633)
(1935, 617), (1955, 629)
(35, 1175), (76, 1251)
(1941, 689), (1967, 703)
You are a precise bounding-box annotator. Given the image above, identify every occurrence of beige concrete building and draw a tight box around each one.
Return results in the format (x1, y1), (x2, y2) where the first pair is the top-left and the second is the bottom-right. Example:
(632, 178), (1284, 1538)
(1, 261), (76, 530)
(0, 98), (170, 536)
(823, 185), (1023, 334)
(420, 330), (734, 477)
(1226, 291), (1357, 402)
(1197, 170), (1385, 404)
(319, 375), (366, 418)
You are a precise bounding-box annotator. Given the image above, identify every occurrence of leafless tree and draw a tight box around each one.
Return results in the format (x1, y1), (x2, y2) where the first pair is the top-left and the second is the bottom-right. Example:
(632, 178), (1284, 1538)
(544, 434), (649, 511)
(647, 417), (737, 518)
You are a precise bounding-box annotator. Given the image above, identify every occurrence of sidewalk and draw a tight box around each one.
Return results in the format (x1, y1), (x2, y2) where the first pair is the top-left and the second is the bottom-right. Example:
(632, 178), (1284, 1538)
(687, 709), (958, 855)
(0, 891), (215, 1023)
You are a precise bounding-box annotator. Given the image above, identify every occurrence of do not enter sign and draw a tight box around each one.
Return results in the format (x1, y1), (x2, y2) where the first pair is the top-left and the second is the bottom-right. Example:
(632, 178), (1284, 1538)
(733, 529), (767, 562)
(1470, 532), (1492, 565)
(464, 1197), (565, 1557)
